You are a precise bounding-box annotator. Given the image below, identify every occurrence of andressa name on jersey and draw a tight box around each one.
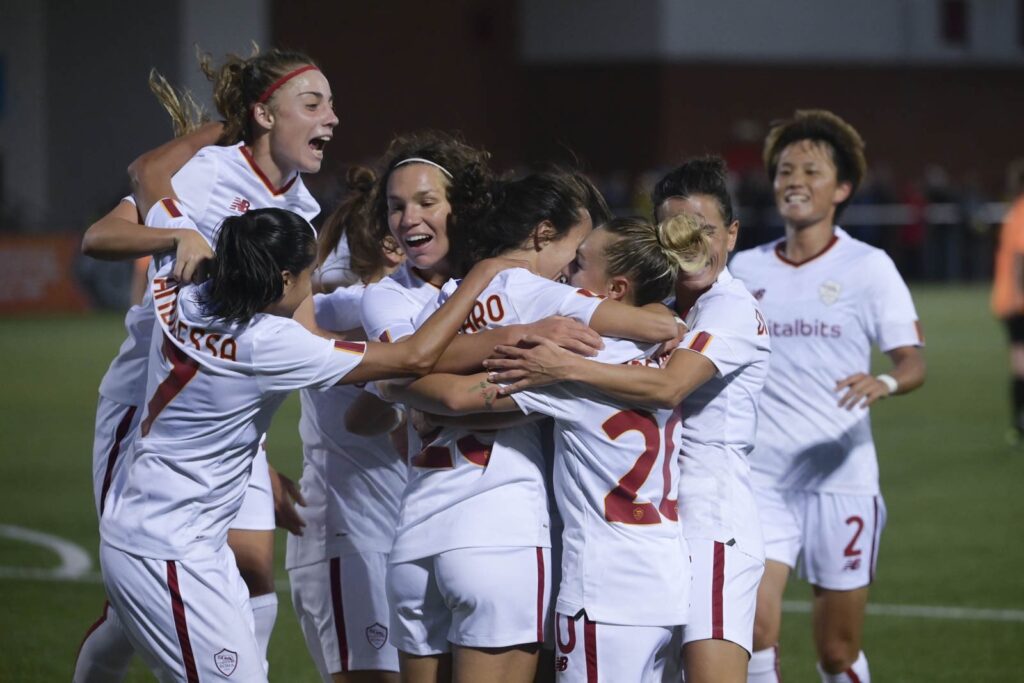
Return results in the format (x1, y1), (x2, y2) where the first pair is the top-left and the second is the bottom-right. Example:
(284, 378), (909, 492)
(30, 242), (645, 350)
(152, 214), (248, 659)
(152, 276), (239, 361)
(770, 317), (842, 339)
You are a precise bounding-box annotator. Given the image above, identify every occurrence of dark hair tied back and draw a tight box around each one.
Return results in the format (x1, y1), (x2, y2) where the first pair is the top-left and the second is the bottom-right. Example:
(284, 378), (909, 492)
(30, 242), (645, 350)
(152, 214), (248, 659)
(652, 155), (735, 226)
(202, 208), (317, 324)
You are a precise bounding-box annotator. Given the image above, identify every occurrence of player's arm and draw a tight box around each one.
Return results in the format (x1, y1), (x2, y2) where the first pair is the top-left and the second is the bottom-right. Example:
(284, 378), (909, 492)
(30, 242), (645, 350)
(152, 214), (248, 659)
(421, 410), (542, 431)
(340, 257), (524, 384)
(589, 300), (679, 343)
(378, 372), (520, 415)
(836, 344), (926, 409)
(128, 121), (224, 218)
(430, 316), (603, 374)
(484, 335), (716, 410)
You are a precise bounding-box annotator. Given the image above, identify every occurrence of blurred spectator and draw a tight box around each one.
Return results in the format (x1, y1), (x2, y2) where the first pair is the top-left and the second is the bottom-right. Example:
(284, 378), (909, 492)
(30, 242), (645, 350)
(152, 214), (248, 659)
(990, 159), (1024, 443)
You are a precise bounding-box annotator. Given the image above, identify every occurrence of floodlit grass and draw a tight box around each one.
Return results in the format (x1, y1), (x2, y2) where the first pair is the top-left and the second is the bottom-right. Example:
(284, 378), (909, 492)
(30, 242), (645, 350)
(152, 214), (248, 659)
(1, 285), (1021, 681)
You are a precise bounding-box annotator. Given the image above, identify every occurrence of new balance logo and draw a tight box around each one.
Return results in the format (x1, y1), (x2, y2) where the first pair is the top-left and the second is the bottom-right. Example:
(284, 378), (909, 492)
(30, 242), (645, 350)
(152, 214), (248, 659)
(555, 656), (569, 672)
(229, 196), (251, 213)
(843, 558), (862, 571)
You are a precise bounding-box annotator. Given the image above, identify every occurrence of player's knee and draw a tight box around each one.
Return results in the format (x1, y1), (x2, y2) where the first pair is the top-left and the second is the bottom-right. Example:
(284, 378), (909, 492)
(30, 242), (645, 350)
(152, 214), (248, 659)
(816, 639), (858, 674)
(751, 610), (779, 650)
(237, 566), (275, 595)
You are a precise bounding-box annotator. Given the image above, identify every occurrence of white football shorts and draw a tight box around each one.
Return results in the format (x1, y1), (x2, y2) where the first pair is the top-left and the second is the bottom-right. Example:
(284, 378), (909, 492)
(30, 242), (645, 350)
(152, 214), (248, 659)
(683, 538), (764, 653)
(92, 397), (141, 517)
(387, 546), (551, 655)
(99, 541), (265, 682)
(755, 486), (886, 591)
(232, 441), (275, 531)
(553, 611), (682, 682)
(288, 552), (399, 678)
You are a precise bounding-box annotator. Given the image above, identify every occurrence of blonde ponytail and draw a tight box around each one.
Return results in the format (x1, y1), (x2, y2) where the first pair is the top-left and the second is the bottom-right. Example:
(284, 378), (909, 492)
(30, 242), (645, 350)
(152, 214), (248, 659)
(657, 213), (711, 275)
(147, 69), (208, 138)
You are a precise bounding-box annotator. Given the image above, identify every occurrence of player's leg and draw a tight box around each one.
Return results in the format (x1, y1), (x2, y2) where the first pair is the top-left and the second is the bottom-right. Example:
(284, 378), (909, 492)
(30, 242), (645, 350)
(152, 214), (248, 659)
(72, 601), (135, 683)
(1006, 316), (1024, 442)
(748, 486), (801, 683)
(100, 542), (267, 682)
(74, 398), (142, 683)
(811, 587), (869, 681)
(387, 557), (452, 683)
(437, 546), (551, 683)
(683, 539), (765, 683)
(229, 443), (278, 668)
(552, 612), (680, 682)
(802, 493), (885, 682)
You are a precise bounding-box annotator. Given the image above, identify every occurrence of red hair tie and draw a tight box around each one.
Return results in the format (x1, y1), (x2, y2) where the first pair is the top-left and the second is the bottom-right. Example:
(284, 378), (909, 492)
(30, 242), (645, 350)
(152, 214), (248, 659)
(255, 65), (320, 105)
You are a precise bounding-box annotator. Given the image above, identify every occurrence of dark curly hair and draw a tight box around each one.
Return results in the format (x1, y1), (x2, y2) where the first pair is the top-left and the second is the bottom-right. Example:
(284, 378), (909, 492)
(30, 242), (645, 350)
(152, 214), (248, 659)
(369, 131), (494, 275)
(763, 109), (867, 216)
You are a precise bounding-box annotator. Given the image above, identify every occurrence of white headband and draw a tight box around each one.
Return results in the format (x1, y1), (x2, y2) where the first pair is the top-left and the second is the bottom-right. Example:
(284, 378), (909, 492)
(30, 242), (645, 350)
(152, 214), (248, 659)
(394, 157), (453, 179)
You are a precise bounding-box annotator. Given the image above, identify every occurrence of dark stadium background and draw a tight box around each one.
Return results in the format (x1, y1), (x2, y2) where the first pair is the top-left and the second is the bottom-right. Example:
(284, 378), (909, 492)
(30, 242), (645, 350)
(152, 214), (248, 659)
(1, 1), (1022, 680)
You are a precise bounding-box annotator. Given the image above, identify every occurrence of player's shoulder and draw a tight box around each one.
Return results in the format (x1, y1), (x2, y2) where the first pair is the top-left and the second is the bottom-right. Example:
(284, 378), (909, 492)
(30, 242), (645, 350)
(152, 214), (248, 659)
(834, 228), (900, 274)
(702, 269), (758, 310)
(729, 239), (783, 272)
(289, 176), (320, 219)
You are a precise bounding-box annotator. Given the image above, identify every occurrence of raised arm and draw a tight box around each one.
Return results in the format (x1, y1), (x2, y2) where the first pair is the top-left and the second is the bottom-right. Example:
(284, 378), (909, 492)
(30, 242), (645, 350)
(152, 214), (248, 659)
(484, 335), (716, 410)
(129, 121), (224, 218)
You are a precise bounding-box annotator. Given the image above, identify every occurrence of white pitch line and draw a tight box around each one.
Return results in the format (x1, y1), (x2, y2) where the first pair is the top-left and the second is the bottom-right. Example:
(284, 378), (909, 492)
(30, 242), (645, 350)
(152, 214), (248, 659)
(0, 524), (92, 579)
(783, 600), (1024, 623)
(0, 528), (1021, 626)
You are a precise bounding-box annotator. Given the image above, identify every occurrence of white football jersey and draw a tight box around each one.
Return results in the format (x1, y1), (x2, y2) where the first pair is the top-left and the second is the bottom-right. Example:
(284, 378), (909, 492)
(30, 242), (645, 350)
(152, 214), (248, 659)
(313, 235), (357, 292)
(98, 143), (320, 407)
(511, 339), (691, 627)
(675, 268), (770, 560)
(101, 265), (365, 560)
(729, 228), (922, 495)
(389, 268), (605, 563)
(286, 284), (406, 570)
(360, 262), (441, 343)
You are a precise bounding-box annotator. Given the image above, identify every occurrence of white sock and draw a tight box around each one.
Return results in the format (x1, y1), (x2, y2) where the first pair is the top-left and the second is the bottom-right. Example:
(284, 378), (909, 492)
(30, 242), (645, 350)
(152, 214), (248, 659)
(817, 651), (870, 683)
(748, 646), (781, 683)
(250, 592), (278, 673)
(73, 603), (135, 683)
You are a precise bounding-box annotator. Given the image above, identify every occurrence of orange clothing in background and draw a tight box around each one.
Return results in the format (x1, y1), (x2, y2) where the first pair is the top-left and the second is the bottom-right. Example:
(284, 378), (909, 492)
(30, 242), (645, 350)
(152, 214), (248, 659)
(992, 197), (1024, 318)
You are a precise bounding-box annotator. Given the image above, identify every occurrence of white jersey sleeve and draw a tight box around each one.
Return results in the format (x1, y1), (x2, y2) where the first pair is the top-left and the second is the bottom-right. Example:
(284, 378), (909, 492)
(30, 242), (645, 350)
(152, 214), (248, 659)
(361, 278), (425, 342)
(866, 252), (923, 351)
(679, 291), (765, 377)
(314, 283), (366, 333)
(252, 325), (365, 393)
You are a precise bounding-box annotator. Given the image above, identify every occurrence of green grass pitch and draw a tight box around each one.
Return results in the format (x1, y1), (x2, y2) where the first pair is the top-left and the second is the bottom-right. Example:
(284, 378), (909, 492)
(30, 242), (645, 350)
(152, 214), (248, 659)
(1, 284), (1022, 681)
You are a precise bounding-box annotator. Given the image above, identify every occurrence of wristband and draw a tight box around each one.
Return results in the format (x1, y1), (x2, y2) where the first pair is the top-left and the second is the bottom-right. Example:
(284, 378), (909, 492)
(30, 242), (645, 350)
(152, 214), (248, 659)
(876, 373), (898, 396)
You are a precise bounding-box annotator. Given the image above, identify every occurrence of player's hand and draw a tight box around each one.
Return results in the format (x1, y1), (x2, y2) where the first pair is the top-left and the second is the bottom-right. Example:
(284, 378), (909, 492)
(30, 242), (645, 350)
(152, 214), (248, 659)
(523, 316), (603, 356)
(483, 335), (579, 393)
(269, 466), (307, 536)
(835, 372), (891, 410)
(657, 320), (688, 358)
(172, 229), (214, 283)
